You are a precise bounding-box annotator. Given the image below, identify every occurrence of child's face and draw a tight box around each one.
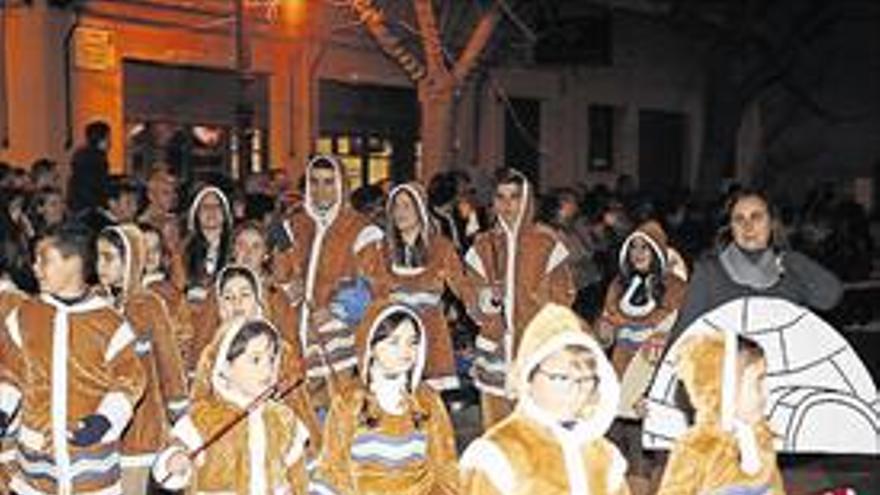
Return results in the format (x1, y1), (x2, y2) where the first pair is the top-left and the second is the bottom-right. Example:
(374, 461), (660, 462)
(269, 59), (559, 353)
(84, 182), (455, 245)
(227, 334), (276, 399)
(372, 320), (420, 375)
(627, 237), (654, 273)
(735, 357), (768, 425)
(529, 348), (599, 423)
(220, 275), (259, 321)
(143, 231), (163, 275)
(233, 229), (267, 272)
(34, 239), (83, 295)
(96, 238), (125, 289)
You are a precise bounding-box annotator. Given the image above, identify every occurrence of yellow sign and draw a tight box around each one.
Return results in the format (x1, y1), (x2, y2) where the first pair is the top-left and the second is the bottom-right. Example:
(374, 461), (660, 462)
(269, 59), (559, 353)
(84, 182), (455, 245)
(74, 27), (116, 72)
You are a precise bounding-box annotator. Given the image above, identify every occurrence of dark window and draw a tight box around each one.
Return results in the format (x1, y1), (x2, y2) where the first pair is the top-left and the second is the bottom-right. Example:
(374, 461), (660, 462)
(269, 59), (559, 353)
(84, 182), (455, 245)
(504, 97), (542, 188)
(588, 104), (615, 171)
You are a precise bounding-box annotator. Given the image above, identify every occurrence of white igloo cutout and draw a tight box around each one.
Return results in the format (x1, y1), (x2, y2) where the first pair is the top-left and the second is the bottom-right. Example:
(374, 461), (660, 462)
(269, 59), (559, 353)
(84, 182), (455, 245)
(643, 296), (880, 454)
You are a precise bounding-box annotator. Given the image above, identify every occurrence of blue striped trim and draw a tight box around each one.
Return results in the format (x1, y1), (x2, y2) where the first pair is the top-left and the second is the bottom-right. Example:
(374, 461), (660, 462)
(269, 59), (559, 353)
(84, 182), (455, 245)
(308, 478), (341, 495)
(350, 431), (427, 468)
(709, 484), (772, 495)
(352, 432), (427, 446)
(350, 452), (426, 468)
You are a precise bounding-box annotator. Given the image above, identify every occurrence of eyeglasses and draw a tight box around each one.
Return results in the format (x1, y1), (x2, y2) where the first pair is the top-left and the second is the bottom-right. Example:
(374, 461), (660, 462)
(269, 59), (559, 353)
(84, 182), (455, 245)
(535, 367), (600, 393)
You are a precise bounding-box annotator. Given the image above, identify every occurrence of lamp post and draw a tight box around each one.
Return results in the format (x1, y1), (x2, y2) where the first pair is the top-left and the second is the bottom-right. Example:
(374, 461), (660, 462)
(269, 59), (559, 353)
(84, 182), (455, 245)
(234, 0), (254, 179)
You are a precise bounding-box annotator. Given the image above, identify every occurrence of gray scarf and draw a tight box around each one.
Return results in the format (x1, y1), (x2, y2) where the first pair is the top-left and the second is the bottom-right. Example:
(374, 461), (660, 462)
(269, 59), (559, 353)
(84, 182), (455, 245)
(719, 243), (782, 290)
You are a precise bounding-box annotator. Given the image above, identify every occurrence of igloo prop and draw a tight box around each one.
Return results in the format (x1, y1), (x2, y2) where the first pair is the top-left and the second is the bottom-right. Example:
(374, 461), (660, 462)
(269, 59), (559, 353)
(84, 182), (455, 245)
(643, 296), (880, 454)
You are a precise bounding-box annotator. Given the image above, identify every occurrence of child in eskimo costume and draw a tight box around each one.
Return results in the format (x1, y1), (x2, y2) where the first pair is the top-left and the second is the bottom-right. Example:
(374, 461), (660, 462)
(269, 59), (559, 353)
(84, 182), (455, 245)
(460, 303), (630, 495)
(152, 317), (311, 494)
(190, 265), (322, 455)
(96, 225), (189, 494)
(0, 227), (31, 493)
(371, 182), (480, 392)
(656, 332), (785, 495)
(596, 220), (687, 494)
(309, 303), (459, 495)
(0, 222), (146, 495)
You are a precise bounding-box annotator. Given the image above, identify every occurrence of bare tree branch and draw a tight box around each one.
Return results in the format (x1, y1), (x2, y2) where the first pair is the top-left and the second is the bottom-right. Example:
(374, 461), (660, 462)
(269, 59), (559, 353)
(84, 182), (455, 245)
(413, 0), (447, 74)
(453, 4), (501, 82)
(350, 0), (426, 80)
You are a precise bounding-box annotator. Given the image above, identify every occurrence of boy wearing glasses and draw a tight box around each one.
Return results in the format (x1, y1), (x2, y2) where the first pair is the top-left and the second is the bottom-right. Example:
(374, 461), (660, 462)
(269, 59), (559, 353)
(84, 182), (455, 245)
(461, 303), (630, 495)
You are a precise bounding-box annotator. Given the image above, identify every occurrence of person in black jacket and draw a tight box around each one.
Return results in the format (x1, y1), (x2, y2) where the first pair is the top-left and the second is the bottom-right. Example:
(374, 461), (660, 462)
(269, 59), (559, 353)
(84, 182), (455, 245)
(67, 120), (111, 215)
(672, 188), (842, 337)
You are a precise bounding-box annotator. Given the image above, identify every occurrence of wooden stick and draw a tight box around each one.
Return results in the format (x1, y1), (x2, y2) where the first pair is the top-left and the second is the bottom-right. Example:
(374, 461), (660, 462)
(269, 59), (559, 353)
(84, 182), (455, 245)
(159, 376), (305, 485)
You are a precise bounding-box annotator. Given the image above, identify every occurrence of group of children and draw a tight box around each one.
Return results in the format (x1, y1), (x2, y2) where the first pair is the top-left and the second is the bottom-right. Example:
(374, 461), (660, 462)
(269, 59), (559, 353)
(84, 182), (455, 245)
(0, 157), (792, 495)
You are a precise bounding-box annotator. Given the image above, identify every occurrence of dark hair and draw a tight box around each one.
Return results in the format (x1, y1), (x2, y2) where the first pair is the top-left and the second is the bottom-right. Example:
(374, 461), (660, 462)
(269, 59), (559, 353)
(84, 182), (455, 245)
(716, 188), (788, 251)
(185, 188), (232, 288)
(42, 221), (96, 280)
(310, 155), (337, 171)
(620, 236), (667, 305)
(30, 158), (57, 179)
(85, 121), (110, 146)
(494, 167), (526, 189)
(737, 334), (765, 366)
(388, 188), (429, 269)
(218, 265), (260, 300)
(97, 228), (126, 260)
(359, 309), (426, 428)
(138, 222), (171, 275)
(107, 176), (140, 202)
(225, 319), (279, 363)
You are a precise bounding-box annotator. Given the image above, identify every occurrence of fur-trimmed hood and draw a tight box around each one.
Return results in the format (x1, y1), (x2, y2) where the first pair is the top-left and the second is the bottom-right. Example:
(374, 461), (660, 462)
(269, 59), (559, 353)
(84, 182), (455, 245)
(304, 154), (348, 226)
(187, 185), (232, 234)
(510, 303), (619, 443)
(618, 220), (669, 273)
(210, 316), (281, 409)
(101, 223), (147, 302)
(355, 302), (428, 391)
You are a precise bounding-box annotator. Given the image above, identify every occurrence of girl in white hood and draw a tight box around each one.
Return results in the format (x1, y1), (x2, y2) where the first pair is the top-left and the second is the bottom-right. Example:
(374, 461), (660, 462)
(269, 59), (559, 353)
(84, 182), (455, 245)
(461, 303), (630, 495)
(310, 303), (459, 495)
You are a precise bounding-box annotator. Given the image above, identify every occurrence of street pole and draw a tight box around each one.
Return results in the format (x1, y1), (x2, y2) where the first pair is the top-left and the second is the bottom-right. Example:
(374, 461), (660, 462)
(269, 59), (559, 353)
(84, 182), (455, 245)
(234, 0), (254, 179)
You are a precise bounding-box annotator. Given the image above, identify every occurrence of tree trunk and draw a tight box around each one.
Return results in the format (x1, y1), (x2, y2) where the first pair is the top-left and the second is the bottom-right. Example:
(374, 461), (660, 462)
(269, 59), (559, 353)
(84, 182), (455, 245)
(418, 79), (457, 180)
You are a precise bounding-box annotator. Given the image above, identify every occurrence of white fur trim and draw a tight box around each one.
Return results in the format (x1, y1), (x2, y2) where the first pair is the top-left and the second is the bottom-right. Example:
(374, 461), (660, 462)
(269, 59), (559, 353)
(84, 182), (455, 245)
(389, 291), (441, 307)
(359, 304), (427, 391)
(4, 308), (22, 348)
(721, 326), (737, 431)
(464, 248), (488, 279)
(425, 375), (461, 391)
(152, 445), (191, 491)
(733, 419), (762, 475)
(303, 155), (343, 228)
(171, 415), (205, 461)
(96, 391), (135, 442)
(248, 406), (268, 495)
(517, 330), (620, 444)
(353, 225), (384, 254)
(18, 424), (45, 452)
(618, 231), (667, 272)
(11, 477), (122, 495)
(545, 242), (570, 275)
(105, 322), (136, 362)
(460, 439), (516, 494)
(298, 222), (327, 350)
(50, 307), (72, 493)
(120, 452), (156, 468)
(607, 445), (628, 493)
(560, 429), (588, 495)
(284, 420), (310, 467)
(187, 186), (231, 233)
(0, 383), (21, 417)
